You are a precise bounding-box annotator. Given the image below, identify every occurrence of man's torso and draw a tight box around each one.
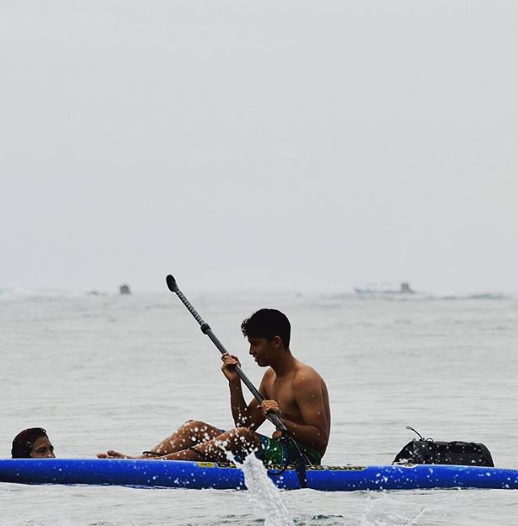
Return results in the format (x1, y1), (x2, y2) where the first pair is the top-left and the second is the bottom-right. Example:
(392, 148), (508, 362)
(261, 360), (331, 453)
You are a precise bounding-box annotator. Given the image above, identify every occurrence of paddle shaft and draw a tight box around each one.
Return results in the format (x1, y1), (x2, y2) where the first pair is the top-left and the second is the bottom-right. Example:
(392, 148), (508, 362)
(166, 275), (288, 433)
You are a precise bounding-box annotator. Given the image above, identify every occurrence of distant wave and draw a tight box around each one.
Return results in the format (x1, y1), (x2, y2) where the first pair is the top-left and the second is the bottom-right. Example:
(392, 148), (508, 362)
(351, 286), (515, 301)
(425, 291), (515, 301)
(0, 287), (102, 299)
(319, 290), (518, 304)
(1, 287), (516, 302)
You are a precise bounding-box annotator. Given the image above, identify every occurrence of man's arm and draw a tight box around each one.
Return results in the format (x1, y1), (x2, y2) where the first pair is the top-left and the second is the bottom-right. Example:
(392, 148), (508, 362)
(222, 354), (266, 429)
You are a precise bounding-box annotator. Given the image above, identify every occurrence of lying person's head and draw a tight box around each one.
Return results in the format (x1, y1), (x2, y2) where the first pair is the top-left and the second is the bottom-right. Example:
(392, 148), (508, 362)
(11, 428), (55, 458)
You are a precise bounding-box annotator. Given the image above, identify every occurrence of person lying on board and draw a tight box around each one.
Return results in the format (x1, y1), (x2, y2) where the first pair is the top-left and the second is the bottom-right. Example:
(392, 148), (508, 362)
(98, 308), (331, 466)
(12, 428), (55, 458)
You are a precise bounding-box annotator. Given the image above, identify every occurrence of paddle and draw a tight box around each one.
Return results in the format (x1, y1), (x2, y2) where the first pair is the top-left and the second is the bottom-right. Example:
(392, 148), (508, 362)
(166, 274), (309, 487)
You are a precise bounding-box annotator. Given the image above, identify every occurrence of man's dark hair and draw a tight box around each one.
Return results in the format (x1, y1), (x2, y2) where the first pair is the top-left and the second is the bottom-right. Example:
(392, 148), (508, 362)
(241, 309), (291, 349)
(11, 428), (48, 458)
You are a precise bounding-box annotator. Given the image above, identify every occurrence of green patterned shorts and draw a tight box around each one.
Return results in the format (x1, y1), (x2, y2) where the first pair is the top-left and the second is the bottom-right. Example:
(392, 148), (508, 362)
(256, 434), (322, 466)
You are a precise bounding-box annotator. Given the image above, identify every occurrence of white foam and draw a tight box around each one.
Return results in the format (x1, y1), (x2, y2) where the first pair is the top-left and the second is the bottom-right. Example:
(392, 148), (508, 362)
(236, 453), (294, 526)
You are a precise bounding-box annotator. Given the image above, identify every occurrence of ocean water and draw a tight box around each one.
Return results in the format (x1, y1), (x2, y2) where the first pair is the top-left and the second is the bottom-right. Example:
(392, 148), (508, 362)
(1, 289), (518, 525)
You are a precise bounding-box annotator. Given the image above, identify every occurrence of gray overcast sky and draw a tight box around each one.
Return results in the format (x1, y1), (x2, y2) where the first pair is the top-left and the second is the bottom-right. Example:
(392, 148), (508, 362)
(1, 1), (517, 294)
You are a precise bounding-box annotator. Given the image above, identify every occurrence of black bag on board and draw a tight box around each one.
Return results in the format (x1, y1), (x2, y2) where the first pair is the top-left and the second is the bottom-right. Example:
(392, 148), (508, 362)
(393, 427), (494, 467)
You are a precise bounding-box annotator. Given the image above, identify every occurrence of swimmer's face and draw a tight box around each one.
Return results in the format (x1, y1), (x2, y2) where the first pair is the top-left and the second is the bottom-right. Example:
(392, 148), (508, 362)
(30, 436), (55, 458)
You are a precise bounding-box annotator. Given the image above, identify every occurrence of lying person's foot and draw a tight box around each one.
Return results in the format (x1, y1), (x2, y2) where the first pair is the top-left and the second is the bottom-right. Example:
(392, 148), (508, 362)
(97, 450), (136, 459)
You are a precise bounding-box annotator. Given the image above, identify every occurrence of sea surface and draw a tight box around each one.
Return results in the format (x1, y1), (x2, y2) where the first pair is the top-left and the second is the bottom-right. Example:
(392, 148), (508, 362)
(1, 288), (517, 525)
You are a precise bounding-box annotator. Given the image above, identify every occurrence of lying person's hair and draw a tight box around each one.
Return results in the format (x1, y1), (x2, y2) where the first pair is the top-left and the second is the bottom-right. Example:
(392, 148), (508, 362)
(12, 428), (50, 458)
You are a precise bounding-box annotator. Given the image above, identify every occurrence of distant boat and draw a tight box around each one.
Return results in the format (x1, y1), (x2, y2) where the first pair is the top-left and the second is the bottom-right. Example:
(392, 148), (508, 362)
(119, 284), (131, 295)
(354, 282), (415, 296)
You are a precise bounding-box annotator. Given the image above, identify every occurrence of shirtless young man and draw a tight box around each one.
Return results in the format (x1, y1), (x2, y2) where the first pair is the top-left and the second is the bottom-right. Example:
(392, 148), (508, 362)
(98, 309), (331, 465)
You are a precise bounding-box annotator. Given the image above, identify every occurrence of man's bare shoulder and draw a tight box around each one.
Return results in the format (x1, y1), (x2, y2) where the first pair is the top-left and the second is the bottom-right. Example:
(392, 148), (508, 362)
(293, 362), (327, 388)
(261, 367), (275, 382)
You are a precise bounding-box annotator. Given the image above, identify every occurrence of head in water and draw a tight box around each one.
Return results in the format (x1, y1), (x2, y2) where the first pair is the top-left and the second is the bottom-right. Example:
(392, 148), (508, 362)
(11, 428), (55, 458)
(241, 309), (291, 350)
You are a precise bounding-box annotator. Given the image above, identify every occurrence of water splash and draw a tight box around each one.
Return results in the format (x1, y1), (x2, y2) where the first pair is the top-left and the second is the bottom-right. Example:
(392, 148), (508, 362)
(236, 453), (294, 526)
(360, 493), (427, 526)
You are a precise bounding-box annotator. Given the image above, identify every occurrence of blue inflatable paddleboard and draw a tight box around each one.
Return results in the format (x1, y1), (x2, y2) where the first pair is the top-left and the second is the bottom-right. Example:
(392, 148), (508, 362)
(1, 459), (518, 491)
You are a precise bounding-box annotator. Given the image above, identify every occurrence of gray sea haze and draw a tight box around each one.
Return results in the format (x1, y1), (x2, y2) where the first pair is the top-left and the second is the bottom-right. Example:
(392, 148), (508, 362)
(1, 290), (518, 525)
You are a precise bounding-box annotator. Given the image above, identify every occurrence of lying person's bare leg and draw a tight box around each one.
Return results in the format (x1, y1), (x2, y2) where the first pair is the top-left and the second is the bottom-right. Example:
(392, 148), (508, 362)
(97, 421), (223, 459)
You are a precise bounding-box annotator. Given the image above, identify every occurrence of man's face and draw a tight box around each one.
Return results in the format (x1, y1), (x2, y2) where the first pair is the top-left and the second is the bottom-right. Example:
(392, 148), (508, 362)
(30, 436), (55, 458)
(248, 336), (279, 366)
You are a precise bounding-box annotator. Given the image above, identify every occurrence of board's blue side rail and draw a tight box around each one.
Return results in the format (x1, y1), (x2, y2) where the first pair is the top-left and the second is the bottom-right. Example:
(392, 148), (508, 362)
(0, 459), (245, 490)
(1, 459), (518, 491)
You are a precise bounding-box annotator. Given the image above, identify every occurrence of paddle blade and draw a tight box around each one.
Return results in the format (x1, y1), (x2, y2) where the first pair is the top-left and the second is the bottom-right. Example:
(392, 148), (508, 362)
(166, 274), (178, 292)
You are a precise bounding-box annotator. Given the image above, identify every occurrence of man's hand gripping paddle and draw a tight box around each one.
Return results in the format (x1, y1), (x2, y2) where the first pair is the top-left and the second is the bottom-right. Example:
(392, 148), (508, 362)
(166, 274), (309, 487)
